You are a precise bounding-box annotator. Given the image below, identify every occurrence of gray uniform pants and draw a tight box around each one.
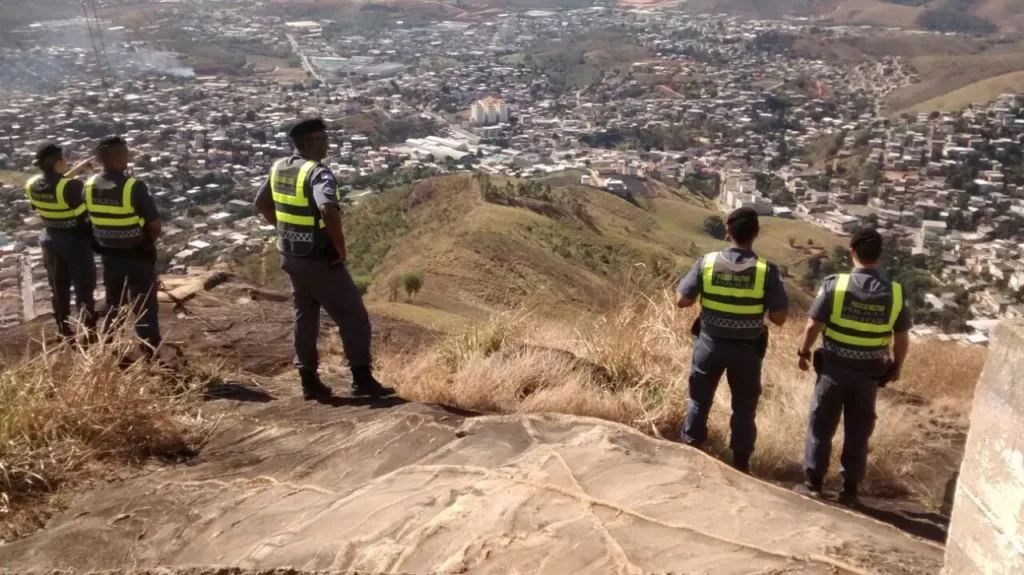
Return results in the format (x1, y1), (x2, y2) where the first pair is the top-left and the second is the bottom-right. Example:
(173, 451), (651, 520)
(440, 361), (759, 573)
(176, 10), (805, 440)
(282, 255), (372, 372)
(102, 253), (161, 351)
(682, 333), (763, 454)
(41, 232), (96, 337)
(803, 369), (879, 489)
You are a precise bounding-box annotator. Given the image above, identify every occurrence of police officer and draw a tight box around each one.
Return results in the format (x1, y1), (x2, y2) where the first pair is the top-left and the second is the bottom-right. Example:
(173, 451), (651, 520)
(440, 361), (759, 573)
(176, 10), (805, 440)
(676, 207), (789, 473)
(254, 118), (394, 400)
(795, 228), (911, 506)
(26, 143), (97, 340)
(84, 136), (163, 355)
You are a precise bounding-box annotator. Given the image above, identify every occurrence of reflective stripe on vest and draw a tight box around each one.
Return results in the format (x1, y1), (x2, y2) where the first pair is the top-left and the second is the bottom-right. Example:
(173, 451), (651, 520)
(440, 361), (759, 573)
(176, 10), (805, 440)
(85, 175), (145, 247)
(823, 274), (903, 348)
(699, 252), (768, 315)
(26, 175), (86, 225)
(271, 160), (325, 229)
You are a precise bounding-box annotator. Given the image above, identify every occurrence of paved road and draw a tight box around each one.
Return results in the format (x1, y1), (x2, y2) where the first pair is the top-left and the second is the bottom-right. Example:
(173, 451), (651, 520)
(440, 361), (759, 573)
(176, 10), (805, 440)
(285, 33), (324, 83)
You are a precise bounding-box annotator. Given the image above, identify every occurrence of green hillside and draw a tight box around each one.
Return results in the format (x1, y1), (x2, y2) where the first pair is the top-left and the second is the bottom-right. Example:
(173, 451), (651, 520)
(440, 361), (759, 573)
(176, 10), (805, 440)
(336, 172), (841, 322)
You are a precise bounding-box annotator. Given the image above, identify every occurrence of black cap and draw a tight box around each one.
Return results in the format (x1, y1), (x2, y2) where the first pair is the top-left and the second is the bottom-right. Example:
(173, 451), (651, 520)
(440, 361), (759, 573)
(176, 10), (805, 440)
(34, 142), (63, 164)
(850, 227), (882, 249)
(288, 117), (327, 139)
(726, 206), (759, 226)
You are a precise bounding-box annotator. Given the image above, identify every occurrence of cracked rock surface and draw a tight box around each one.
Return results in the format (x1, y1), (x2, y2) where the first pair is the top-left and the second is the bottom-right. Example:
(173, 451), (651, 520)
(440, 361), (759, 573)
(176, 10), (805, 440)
(0, 381), (943, 575)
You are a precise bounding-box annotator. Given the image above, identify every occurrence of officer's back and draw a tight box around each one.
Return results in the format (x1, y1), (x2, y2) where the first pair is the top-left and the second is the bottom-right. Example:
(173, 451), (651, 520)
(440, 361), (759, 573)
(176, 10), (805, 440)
(675, 207), (789, 473)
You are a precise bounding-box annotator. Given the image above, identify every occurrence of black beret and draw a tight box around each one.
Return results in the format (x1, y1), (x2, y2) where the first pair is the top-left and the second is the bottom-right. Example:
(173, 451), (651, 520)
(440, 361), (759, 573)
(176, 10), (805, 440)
(288, 117), (327, 139)
(34, 142), (63, 163)
(851, 227), (882, 249)
(727, 206), (759, 226)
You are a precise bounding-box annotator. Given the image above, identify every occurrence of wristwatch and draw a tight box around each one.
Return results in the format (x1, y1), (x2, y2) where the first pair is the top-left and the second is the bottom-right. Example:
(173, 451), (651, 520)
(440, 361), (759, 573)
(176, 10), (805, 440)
(796, 350), (811, 359)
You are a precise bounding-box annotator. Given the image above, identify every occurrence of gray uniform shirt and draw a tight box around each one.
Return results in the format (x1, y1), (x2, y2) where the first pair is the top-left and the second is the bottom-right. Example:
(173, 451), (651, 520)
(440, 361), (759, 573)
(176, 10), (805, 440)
(809, 269), (912, 333)
(254, 156), (341, 259)
(677, 247), (789, 312)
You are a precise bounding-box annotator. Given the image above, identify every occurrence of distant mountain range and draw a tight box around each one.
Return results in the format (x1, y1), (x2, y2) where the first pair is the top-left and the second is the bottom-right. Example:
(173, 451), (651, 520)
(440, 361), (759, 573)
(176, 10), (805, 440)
(678, 0), (1021, 34)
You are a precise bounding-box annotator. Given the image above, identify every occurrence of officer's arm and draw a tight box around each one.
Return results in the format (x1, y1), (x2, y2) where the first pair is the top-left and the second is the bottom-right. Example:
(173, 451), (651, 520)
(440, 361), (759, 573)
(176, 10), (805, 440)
(892, 332), (910, 371)
(65, 156), (95, 178)
(675, 259), (701, 308)
(765, 263), (789, 326)
(133, 182), (161, 241)
(798, 319), (824, 356)
(254, 179), (276, 224)
(321, 205), (347, 262)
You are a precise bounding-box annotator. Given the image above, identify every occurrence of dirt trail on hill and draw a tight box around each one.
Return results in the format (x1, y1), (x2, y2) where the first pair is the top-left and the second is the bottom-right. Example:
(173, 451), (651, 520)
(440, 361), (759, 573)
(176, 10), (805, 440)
(0, 384), (942, 574)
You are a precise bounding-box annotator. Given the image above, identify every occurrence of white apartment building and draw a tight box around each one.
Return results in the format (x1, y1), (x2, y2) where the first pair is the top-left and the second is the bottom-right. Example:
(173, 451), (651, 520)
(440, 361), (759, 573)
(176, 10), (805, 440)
(471, 97), (509, 125)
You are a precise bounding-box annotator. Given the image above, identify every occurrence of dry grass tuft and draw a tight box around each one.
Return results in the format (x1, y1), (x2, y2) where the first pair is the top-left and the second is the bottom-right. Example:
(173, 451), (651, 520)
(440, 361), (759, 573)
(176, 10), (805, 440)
(0, 322), (207, 535)
(378, 291), (986, 496)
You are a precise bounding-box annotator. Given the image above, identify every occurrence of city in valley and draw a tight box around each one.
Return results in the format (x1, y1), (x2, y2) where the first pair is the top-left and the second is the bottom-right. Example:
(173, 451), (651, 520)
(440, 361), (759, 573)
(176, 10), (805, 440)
(1, 0), (1023, 348)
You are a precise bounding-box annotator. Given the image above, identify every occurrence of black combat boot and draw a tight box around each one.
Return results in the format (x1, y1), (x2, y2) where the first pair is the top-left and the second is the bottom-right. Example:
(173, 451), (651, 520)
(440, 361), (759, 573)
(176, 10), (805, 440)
(350, 366), (396, 398)
(300, 370), (333, 401)
(838, 484), (860, 507)
(732, 451), (752, 474)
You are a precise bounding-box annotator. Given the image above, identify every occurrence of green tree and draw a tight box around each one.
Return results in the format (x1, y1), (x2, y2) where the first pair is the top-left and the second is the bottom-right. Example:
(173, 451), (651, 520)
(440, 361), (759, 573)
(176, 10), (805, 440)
(402, 271), (425, 300)
(352, 275), (372, 295)
(829, 246), (851, 273)
(703, 215), (727, 240)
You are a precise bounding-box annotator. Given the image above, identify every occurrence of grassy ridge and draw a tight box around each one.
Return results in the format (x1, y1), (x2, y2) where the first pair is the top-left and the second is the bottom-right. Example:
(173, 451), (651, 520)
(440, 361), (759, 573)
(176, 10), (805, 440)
(349, 173), (838, 317)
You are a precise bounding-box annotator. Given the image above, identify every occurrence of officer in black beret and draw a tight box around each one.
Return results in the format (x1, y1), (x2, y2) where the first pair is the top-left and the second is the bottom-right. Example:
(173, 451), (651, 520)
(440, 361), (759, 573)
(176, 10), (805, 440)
(675, 207), (790, 473)
(26, 142), (98, 340)
(254, 118), (395, 400)
(794, 228), (911, 506)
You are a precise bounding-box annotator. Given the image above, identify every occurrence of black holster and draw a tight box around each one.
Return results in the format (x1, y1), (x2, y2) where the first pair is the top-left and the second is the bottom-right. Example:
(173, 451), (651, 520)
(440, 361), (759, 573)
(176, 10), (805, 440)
(812, 349), (824, 376)
(758, 330), (769, 359)
(690, 318), (701, 338)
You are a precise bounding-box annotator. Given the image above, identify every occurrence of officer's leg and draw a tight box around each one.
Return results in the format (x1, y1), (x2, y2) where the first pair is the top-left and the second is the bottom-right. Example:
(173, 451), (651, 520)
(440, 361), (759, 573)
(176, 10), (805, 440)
(283, 258), (321, 374)
(840, 379), (879, 495)
(306, 263), (373, 368)
(681, 335), (727, 448)
(100, 255), (128, 338)
(126, 257), (161, 353)
(67, 242), (97, 332)
(803, 372), (846, 486)
(725, 344), (763, 460)
(44, 243), (73, 338)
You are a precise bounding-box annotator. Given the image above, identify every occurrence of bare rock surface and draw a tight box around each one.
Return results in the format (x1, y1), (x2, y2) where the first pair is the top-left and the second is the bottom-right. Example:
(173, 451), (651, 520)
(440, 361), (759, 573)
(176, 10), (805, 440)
(0, 386), (942, 575)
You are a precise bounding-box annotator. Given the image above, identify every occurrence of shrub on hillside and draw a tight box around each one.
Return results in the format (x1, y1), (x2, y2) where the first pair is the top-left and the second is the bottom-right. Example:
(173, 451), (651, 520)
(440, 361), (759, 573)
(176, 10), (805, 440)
(703, 215), (727, 240)
(353, 275), (372, 295)
(403, 271), (425, 300)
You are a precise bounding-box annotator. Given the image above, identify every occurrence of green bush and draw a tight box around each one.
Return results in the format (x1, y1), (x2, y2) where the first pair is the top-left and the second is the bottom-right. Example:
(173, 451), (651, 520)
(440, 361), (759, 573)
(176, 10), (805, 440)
(353, 275), (372, 295)
(402, 271), (425, 300)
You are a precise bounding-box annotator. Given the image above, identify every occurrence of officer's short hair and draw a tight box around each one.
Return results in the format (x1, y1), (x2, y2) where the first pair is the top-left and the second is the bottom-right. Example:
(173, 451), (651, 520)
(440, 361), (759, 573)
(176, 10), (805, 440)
(288, 118), (327, 146)
(34, 142), (63, 167)
(726, 207), (759, 244)
(97, 136), (127, 154)
(851, 228), (883, 264)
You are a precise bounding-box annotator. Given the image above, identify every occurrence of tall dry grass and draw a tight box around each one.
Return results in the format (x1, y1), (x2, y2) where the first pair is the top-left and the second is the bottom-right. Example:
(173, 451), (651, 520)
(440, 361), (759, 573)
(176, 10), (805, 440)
(378, 291), (987, 496)
(0, 322), (207, 534)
